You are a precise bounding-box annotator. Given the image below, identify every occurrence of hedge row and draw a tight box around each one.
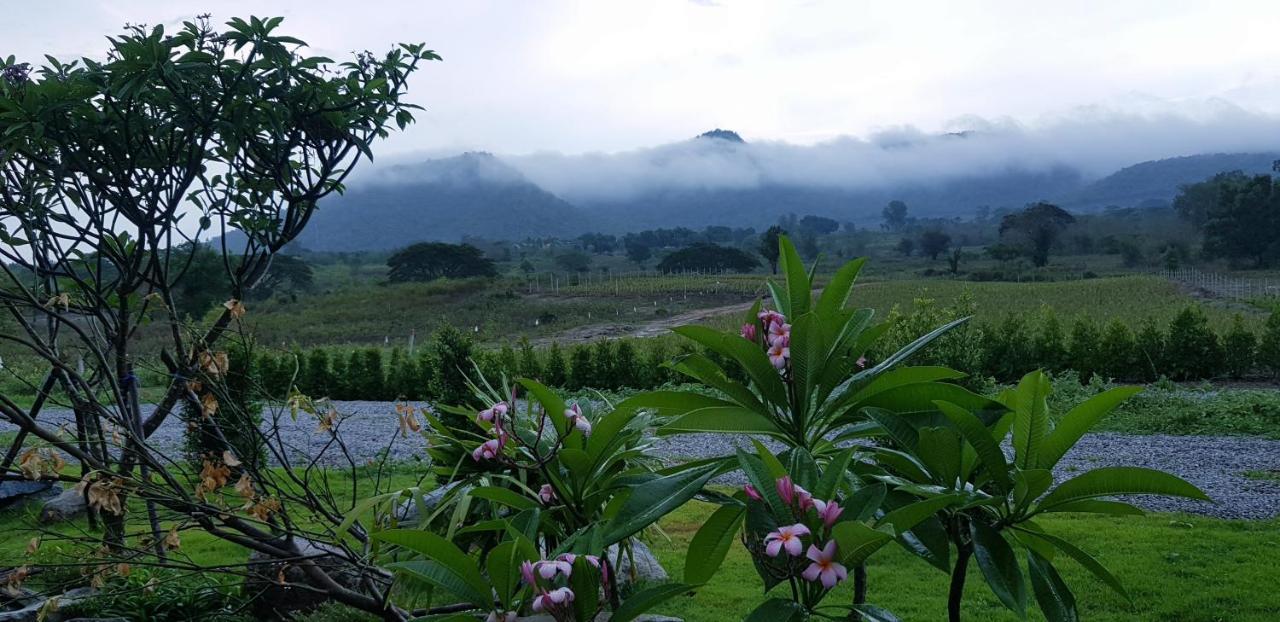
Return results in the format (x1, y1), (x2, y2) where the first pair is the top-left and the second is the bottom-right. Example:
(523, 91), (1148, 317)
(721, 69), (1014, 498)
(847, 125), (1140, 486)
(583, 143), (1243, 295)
(251, 306), (1280, 403)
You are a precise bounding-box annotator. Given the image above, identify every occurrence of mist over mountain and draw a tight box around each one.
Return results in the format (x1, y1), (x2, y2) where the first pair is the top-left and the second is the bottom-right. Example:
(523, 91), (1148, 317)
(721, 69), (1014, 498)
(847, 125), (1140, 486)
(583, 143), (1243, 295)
(293, 107), (1280, 250)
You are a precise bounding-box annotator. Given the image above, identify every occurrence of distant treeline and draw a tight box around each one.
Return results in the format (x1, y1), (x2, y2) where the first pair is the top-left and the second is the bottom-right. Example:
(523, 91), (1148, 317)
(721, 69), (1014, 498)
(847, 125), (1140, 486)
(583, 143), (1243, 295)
(246, 305), (1280, 403)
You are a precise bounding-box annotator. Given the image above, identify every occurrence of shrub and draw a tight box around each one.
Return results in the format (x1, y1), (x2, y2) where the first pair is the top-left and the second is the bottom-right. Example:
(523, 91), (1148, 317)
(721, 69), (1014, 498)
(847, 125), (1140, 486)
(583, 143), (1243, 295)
(517, 337), (542, 381)
(431, 325), (475, 407)
(1135, 317), (1166, 382)
(543, 342), (567, 387)
(1033, 308), (1069, 372)
(1222, 315), (1257, 379)
(642, 341), (672, 387)
(415, 348), (436, 399)
(497, 343), (519, 380)
(1098, 319), (1139, 380)
(1259, 311), (1280, 378)
(982, 313), (1035, 380)
(613, 339), (640, 388)
(386, 347), (421, 399)
(303, 348), (336, 397)
(1165, 305), (1225, 380)
(1067, 317), (1102, 381)
(567, 344), (594, 390)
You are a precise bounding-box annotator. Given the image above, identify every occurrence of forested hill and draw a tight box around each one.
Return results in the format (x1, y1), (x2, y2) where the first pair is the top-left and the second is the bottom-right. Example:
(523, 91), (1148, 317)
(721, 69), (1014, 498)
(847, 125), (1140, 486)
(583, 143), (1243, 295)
(1061, 152), (1280, 210)
(288, 144), (1280, 250)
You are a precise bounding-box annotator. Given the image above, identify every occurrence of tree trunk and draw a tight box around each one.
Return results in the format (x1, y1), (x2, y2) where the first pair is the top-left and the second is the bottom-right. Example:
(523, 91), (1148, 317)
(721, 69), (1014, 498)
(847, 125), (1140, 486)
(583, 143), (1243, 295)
(948, 545), (973, 622)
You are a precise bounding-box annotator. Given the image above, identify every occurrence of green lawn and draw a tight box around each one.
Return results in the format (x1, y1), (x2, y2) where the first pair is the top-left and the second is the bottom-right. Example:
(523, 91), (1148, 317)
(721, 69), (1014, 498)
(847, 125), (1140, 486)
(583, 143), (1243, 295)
(6, 487), (1277, 622)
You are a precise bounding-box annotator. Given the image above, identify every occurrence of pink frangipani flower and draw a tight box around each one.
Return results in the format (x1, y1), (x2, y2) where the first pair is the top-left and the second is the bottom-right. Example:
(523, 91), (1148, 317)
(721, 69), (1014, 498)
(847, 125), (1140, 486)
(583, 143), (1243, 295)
(767, 341), (790, 369)
(532, 587), (575, 613)
(485, 611), (517, 622)
(477, 401), (508, 423)
(813, 499), (843, 528)
(535, 559), (572, 580)
(520, 560), (537, 586)
(763, 523), (810, 557)
(743, 483), (763, 501)
(793, 484), (815, 512)
(802, 540), (848, 588)
(471, 437), (504, 462)
(538, 484), (556, 504)
(740, 322), (758, 341)
(776, 476), (795, 505)
(557, 553), (601, 568)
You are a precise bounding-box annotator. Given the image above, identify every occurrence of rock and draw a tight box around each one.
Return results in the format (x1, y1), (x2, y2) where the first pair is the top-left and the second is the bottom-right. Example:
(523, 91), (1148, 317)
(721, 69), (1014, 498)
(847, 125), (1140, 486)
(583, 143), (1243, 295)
(243, 537), (366, 618)
(607, 540), (669, 584)
(0, 480), (58, 510)
(0, 587), (95, 622)
(394, 481), (463, 525)
(38, 489), (87, 524)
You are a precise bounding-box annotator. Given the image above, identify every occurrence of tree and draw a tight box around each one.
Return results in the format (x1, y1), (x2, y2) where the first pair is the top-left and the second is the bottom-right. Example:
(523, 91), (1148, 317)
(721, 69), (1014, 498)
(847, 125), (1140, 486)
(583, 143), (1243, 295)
(0, 16), (433, 619)
(896, 237), (915, 256)
(656, 243), (759, 273)
(554, 249), (592, 272)
(881, 200), (908, 231)
(999, 202), (1076, 267)
(430, 325), (475, 411)
(1260, 311), (1280, 377)
(251, 254), (315, 299)
(799, 214), (839, 235)
(1201, 174), (1280, 267)
(624, 237), (652, 265)
(1223, 315), (1257, 379)
(577, 232), (618, 253)
(1173, 171), (1246, 228)
(759, 225), (785, 273)
(387, 242), (497, 282)
(918, 230), (952, 260)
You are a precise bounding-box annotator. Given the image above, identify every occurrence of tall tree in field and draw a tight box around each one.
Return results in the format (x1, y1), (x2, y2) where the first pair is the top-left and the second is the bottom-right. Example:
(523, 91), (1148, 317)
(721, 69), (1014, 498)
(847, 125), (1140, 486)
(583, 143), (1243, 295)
(881, 199), (908, 231)
(0, 16), (434, 619)
(387, 242), (497, 282)
(918, 229), (952, 260)
(1201, 174), (1280, 267)
(999, 201), (1075, 267)
(759, 225), (785, 273)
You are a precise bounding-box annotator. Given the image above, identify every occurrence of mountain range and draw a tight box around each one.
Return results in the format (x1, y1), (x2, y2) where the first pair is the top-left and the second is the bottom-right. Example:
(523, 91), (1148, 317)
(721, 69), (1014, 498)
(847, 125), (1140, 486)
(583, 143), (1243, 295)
(289, 131), (1279, 252)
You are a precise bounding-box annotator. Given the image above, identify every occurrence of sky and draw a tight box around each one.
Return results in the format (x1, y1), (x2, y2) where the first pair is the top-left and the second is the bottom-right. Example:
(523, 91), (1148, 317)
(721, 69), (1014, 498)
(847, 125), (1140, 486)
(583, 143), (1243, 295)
(6, 1), (1280, 193)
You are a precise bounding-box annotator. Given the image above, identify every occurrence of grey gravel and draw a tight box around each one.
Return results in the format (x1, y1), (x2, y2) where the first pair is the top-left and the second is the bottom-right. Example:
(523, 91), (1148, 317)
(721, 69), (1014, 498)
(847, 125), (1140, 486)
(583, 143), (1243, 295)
(5, 401), (1279, 520)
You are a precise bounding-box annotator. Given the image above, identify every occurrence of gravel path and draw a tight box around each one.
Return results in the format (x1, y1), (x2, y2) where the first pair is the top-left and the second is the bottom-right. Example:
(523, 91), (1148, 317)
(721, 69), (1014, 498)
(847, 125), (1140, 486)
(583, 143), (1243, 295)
(6, 401), (1278, 519)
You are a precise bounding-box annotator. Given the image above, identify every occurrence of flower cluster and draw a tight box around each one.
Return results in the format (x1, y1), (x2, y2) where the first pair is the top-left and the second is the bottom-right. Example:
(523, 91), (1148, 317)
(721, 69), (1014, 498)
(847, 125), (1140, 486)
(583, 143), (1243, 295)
(748, 476), (848, 589)
(472, 401), (510, 462)
(519, 553), (606, 620)
(744, 309), (791, 370)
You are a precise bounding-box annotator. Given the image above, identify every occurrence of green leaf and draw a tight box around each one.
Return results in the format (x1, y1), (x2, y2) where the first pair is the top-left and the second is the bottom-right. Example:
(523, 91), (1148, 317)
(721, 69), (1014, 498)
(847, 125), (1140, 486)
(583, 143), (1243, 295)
(876, 495), (957, 534)
(935, 400), (1011, 491)
(601, 464), (718, 545)
(1038, 386), (1142, 469)
(485, 542), (523, 605)
(1041, 499), (1144, 516)
(815, 448), (858, 499)
(672, 325), (788, 407)
(615, 390), (738, 416)
(971, 521), (1027, 617)
(831, 521), (896, 566)
(777, 235), (811, 316)
(570, 555), (601, 621)
(845, 482), (888, 522)
(917, 426), (962, 488)
(816, 256), (866, 318)
(611, 583), (693, 622)
(1016, 529), (1130, 602)
(1037, 467), (1210, 511)
(373, 530), (490, 607)
(518, 378), (568, 436)
(658, 406), (784, 437)
(684, 504), (746, 585)
(1028, 550), (1079, 622)
(852, 604), (903, 622)
(745, 598), (807, 622)
(864, 407), (920, 450)
(1011, 371), (1052, 470)
(467, 486), (538, 511)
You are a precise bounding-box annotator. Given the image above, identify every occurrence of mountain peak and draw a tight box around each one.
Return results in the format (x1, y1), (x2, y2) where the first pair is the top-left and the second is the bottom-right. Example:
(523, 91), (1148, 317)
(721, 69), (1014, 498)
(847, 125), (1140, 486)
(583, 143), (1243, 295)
(697, 128), (745, 143)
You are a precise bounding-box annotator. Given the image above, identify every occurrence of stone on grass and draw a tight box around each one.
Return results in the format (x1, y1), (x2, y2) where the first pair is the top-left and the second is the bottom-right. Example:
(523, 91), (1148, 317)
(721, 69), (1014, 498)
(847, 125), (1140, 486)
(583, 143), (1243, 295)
(394, 481), (463, 525)
(607, 540), (668, 584)
(243, 537), (365, 618)
(38, 488), (86, 524)
(0, 480), (57, 510)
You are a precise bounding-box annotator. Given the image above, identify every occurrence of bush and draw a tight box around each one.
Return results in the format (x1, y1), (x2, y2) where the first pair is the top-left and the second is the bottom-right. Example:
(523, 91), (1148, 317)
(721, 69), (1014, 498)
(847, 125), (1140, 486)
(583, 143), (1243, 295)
(982, 313), (1035, 380)
(303, 348), (336, 397)
(591, 339), (616, 388)
(1033, 308), (1069, 372)
(1134, 317), (1165, 382)
(1222, 314), (1258, 379)
(430, 325), (475, 406)
(613, 339), (640, 388)
(1098, 319), (1138, 380)
(386, 347), (421, 399)
(1067, 318), (1102, 381)
(1165, 305), (1225, 380)
(543, 342), (567, 387)
(1259, 311), (1280, 378)
(567, 344), (594, 390)
(517, 337), (542, 381)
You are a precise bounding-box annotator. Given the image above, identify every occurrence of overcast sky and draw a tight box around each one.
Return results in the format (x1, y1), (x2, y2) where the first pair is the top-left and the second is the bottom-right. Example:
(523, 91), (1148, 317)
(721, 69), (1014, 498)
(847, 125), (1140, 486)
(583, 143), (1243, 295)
(6, 0), (1280, 162)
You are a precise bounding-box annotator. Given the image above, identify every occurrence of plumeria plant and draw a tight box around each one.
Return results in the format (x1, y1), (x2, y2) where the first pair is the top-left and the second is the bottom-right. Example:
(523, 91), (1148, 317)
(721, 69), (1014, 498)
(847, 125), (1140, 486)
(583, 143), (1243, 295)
(364, 370), (722, 620)
(862, 370), (1211, 621)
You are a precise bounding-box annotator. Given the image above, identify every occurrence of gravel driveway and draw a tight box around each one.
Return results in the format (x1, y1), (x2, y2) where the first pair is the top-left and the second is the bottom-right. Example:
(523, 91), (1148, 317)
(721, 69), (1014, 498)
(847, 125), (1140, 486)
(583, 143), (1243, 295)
(5, 400), (1278, 519)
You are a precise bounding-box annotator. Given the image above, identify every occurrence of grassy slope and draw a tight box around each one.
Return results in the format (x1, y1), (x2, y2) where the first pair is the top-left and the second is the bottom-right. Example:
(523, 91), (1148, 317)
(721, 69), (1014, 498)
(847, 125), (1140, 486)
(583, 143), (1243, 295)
(5, 491), (1277, 621)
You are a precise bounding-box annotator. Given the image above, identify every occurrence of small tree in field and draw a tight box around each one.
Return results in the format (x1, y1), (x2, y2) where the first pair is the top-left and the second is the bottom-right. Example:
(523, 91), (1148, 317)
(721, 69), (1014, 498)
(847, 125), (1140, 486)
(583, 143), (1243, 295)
(1260, 311), (1280, 377)
(999, 202), (1075, 267)
(1165, 306), (1225, 380)
(0, 15), (435, 618)
(919, 229), (952, 260)
(760, 225), (785, 273)
(1223, 315), (1257, 379)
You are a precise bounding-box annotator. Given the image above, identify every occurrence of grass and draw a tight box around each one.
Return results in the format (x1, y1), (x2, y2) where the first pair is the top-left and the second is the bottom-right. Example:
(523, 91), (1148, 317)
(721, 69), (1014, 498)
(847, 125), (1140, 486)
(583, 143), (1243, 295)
(1243, 469), (1280, 483)
(649, 501), (1280, 622)
(6, 479), (1278, 622)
